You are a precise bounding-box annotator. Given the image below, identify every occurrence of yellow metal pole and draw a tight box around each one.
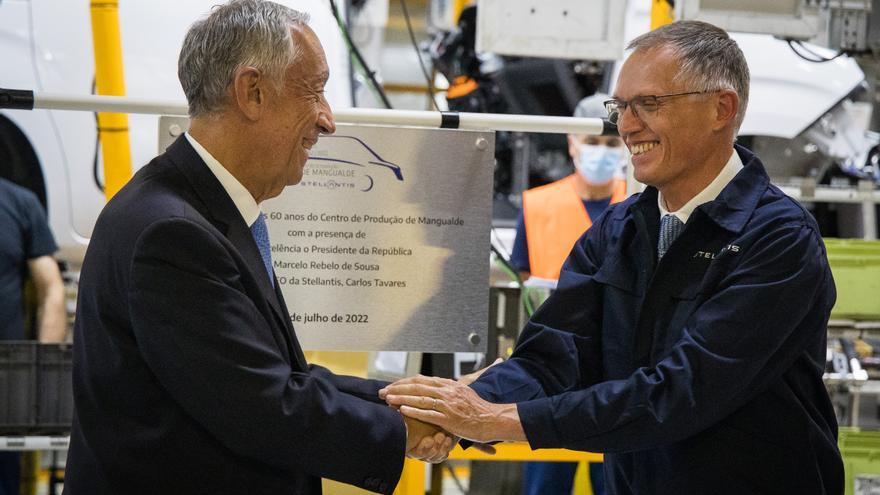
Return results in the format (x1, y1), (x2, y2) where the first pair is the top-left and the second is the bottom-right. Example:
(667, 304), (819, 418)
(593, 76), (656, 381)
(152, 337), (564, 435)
(393, 458), (425, 495)
(651, 0), (674, 29)
(452, 0), (470, 23)
(448, 442), (603, 462)
(90, 0), (132, 201)
(19, 451), (39, 495)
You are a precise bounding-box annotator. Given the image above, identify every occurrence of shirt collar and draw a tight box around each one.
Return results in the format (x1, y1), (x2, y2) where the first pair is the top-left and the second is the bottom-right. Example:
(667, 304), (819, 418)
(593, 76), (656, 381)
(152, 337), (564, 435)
(658, 149), (743, 224)
(184, 132), (261, 227)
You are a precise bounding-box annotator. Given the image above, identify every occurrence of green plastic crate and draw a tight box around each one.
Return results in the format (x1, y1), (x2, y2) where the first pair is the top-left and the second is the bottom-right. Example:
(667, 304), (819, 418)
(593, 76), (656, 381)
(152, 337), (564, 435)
(839, 427), (880, 495)
(825, 239), (880, 258)
(824, 239), (880, 320)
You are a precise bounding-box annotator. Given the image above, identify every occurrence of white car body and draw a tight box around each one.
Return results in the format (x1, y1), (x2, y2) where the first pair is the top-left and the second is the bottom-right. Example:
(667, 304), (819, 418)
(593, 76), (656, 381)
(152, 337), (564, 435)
(735, 32), (865, 140)
(0, 0), (352, 266)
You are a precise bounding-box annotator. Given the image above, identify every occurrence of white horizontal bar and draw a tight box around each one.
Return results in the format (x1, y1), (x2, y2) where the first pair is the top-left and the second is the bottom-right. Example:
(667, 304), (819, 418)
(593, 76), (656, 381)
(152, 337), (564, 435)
(459, 112), (605, 135)
(36, 92), (187, 116)
(0, 436), (70, 451)
(777, 185), (880, 204)
(32, 93), (609, 135)
(337, 108), (442, 128)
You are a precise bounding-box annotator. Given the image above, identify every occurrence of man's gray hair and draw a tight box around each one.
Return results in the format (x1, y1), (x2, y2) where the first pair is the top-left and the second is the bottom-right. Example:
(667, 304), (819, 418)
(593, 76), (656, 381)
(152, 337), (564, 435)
(178, 0), (310, 117)
(627, 20), (750, 134)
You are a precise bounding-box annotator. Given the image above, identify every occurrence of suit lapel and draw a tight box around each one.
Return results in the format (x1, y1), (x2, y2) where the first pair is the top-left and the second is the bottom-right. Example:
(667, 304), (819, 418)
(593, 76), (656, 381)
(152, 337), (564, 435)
(226, 220), (304, 368)
(164, 136), (300, 365)
(273, 281), (308, 369)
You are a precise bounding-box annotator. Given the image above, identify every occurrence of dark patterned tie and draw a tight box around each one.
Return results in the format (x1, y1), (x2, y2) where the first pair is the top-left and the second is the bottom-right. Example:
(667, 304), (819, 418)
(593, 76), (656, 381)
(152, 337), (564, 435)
(657, 214), (684, 259)
(250, 213), (274, 287)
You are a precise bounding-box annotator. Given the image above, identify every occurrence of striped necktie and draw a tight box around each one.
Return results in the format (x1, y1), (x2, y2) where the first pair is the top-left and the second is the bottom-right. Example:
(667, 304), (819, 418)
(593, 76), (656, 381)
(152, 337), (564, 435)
(657, 214), (684, 259)
(250, 213), (274, 287)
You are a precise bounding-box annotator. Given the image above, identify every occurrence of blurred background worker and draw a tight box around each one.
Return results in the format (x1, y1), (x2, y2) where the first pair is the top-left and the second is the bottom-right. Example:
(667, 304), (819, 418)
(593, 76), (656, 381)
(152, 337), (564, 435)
(0, 177), (66, 495)
(510, 93), (626, 495)
(511, 93), (627, 286)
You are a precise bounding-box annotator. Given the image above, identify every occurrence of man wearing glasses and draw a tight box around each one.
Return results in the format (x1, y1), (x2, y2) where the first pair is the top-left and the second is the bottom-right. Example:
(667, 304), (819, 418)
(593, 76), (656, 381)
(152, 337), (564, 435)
(382, 20), (843, 494)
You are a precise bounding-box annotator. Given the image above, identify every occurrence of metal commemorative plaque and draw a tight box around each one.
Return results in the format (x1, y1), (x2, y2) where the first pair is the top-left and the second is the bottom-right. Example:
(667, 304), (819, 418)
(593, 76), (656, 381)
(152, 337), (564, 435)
(262, 124), (494, 352)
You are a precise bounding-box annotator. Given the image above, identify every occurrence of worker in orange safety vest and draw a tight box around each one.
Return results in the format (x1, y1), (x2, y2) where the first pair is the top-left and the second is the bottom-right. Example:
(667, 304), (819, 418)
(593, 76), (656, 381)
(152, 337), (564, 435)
(511, 94), (628, 495)
(510, 93), (629, 283)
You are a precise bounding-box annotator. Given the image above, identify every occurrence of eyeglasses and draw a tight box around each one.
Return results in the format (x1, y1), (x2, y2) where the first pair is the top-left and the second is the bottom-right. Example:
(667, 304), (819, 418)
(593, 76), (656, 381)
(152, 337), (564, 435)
(603, 91), (711, 125)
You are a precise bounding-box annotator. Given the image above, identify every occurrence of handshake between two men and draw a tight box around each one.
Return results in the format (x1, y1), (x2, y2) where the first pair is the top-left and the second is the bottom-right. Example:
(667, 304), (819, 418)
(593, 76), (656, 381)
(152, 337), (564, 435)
(392, 358), (524, 463)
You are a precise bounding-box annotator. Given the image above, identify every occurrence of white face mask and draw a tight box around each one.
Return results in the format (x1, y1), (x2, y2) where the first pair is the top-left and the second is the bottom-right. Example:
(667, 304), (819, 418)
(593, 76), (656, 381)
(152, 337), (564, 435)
(576, 144), (623, 184)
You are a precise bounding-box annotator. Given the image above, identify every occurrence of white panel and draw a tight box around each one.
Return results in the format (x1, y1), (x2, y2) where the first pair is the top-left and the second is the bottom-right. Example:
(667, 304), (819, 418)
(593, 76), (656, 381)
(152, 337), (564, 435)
(476, 0), (629, 60)
(679, 0), (820, 40)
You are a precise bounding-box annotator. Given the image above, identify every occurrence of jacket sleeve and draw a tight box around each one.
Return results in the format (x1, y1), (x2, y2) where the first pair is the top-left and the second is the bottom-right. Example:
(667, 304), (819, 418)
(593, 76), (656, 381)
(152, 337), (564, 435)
(471, 209), (610, 405)
(309, 364), (390, 404)
(128, 217), (405, 492)
(516, 220), (834, 453)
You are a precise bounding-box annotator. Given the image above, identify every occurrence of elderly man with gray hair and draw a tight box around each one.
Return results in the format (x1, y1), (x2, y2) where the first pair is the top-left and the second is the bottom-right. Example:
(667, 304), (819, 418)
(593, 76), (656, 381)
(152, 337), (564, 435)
(64, 1), (449, 494)
(382, 20), (843, 494)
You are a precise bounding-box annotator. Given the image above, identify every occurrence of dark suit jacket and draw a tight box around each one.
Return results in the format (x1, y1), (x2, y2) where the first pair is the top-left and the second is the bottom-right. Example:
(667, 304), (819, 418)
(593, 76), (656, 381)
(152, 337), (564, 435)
(64, 136), (406, 495)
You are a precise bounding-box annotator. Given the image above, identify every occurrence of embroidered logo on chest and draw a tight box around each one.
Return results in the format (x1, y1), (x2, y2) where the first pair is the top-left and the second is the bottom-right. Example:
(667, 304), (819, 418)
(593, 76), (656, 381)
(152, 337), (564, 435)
(692, 244), (741, 260)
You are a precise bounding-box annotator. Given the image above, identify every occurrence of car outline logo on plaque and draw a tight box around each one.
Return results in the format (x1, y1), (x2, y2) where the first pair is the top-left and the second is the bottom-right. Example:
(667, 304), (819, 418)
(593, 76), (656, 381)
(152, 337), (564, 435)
(306, 135), (404, 192)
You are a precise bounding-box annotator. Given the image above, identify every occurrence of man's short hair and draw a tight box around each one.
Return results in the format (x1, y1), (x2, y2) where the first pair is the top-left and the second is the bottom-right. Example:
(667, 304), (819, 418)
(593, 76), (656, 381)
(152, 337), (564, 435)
(178, 0), (310, 117)
(627, 20), (750, 134)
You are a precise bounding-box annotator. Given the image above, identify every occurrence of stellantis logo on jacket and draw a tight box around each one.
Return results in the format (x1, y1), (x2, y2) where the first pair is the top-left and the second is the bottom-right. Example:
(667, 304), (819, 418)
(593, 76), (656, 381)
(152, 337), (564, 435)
(693, 244), (741, 260)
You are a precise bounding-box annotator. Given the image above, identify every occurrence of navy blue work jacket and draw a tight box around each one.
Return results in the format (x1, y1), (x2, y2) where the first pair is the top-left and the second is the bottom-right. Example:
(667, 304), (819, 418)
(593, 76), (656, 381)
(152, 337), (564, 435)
(472, 145), (843, 494)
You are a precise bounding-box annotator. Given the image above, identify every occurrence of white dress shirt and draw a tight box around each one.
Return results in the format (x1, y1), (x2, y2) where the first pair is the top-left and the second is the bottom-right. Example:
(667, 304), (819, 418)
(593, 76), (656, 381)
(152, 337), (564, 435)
(658, 149), (744, 224)
(184, 132), (261, 227)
